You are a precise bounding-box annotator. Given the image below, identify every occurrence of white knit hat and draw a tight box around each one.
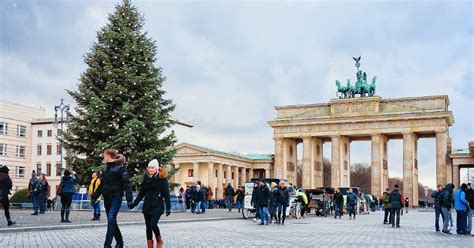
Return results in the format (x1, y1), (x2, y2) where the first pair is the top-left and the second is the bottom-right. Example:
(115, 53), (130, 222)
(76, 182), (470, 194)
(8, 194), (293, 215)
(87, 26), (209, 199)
(148, 159), (159, 169)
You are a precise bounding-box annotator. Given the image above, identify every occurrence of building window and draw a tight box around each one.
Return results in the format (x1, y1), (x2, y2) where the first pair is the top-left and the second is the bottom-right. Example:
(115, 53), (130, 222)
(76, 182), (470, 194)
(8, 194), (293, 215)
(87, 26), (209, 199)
(36, 163), (42, 174)
(37, 145), (42, 156)
(16, 146), (25, 158)
(56, 129), (62, 136)
(0, 122), (8, 134)
(37, 130), (43, 137)
(47, 130), (52, 137)
(188, 169), (194, 177)
(17, 125), (27, 137)
(47, 144), (52, 155)
(46, 163), (51, 177)
(56, 162), (62, 176)
(15, 166), (25, 178)
(57, 145), (62, 155)
(0, 143), (7, 156)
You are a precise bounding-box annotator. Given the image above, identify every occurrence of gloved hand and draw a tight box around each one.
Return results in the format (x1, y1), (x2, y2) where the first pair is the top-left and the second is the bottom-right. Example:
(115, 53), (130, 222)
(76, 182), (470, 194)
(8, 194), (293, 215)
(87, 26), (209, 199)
(127, 202), (134, 209)
(166, 210), (171, 216)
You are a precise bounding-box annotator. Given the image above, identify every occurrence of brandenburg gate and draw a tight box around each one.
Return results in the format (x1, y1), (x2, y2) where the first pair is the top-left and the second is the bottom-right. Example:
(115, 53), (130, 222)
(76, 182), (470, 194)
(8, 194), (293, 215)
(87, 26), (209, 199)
(268, 58), (454, 205)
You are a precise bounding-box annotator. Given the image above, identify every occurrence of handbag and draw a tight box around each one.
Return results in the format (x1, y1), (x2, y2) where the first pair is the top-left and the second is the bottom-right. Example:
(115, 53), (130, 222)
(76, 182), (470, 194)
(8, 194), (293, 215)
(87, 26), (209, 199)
(57, 182), (63, 196)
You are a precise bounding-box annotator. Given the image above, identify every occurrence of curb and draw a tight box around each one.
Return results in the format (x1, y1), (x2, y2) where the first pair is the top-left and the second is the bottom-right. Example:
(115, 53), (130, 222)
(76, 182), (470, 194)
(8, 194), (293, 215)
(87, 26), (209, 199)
(0, 216), (242, 233)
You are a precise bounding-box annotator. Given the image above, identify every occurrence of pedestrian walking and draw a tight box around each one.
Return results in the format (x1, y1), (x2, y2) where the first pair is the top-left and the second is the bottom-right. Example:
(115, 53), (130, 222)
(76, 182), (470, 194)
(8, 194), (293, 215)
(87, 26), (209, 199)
(440, 183), (454, 234)
(389, 184), (403, 228)
(91, 149), (133, 248)
(251, 182), (260, 222)
(382, 188), (391, 224)
(404, 197), (410, 213)
(269, 182), (278, 223)
(256, 179), (270, 225)
(236, 187), (245, 213)
(333, 188), (343, 219)
(431, 185), (445, 232)
(0, 165), (15, 226)
(59, 170), (78, 223)
(129, 159), (171, 248)
(346, 188), (357, 220)
(27, 172), (41, 215)
(89, 171), (101, 221)
(225, 183), (235, 212)
(276, 181), (290, 225)
(201, 184), (208, 213)
(38, 173), (49, 214)
(466, 183), (473, 235)
(454, 183), (469, 235)
(193, 184), (204, 214)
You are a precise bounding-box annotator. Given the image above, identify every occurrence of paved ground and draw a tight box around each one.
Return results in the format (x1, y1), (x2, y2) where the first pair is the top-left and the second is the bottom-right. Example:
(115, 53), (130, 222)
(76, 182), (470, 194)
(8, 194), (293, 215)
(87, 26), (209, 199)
(0, 210), (472, 247)
(0, 209), (240, 230)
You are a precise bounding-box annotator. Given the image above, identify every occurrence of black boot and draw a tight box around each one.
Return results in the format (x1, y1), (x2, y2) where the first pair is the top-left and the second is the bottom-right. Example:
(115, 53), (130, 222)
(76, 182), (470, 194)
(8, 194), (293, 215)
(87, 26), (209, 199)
(65, 210), (71, 223)
(61, 209), (66, 222)
(91, 214), (97, 221)
(7, 220), (16, 226)
(96, 214), (100, 221)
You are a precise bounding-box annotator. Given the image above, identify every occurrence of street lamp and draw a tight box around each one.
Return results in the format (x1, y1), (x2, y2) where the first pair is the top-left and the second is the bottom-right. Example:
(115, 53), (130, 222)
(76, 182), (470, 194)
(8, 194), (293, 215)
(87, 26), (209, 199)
(54, 99), (70, 171)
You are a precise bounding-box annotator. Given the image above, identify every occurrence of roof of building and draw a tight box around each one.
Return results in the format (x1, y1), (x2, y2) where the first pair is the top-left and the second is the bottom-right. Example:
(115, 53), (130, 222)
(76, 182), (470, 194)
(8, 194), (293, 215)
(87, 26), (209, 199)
(180, 143), (274, 161)
(451, 148), (470, 155)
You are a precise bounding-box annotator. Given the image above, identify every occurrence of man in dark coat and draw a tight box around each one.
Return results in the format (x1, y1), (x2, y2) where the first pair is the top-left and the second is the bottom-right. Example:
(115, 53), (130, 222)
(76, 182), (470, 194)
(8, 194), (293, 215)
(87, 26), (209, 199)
(431, 185), (445, 232)
(440, 183), (455, 234)
(333, 188), (343, 219)
(389, 184), (403, 228)
(225, 183), (235, 212)
(347, 188), (358, 220)
(0, 166), (15, 226)
(251, 182), (260, 221)
(256, 179), (270, 225)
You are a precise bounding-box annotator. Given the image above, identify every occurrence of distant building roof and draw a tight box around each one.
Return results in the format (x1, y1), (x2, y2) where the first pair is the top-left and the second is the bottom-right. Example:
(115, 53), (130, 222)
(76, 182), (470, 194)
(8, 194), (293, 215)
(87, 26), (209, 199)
(451, 148), (470, 155)
(183, 143), (273, 161)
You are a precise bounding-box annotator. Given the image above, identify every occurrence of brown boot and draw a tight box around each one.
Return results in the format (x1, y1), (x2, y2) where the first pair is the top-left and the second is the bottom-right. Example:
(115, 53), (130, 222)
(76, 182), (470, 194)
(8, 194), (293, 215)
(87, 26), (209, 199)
(147, 240), (154, 248)
(156, 236), (163, 248)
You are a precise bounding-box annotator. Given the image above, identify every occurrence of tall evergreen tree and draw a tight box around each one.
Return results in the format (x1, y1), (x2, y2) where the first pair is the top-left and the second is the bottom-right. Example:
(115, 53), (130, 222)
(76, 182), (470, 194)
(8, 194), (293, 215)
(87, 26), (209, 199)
(62, 0), (176, 184)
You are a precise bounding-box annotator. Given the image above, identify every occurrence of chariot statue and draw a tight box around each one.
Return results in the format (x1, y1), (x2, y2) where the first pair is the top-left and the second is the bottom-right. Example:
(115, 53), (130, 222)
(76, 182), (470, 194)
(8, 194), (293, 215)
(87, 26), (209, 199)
(335, 57), (377, 98)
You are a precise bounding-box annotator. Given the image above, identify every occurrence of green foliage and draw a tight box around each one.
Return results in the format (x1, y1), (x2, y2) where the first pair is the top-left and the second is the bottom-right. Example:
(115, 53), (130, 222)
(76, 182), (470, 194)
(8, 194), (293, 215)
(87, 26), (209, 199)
(10, 188), (29, 203)
(62, 0), (177, 180)
(168, 167), (180, 190)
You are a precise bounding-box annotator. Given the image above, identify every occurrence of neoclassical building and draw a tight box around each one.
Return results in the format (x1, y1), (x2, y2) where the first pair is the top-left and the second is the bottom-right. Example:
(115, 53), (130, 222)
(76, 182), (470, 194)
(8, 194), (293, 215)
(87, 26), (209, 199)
(170, 143), (273, 199)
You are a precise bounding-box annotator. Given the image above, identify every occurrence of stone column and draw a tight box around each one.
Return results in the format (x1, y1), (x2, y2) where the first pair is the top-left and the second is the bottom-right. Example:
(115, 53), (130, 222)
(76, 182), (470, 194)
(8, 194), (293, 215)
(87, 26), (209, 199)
(340, 136), (351, 187)
(302, 137), (312, 189)
(265, 168), (271, 178)
(207, 162), (215, 197)
(240, 167), (247, 185)
(371, 134), (382, 196)
(216, 163), (223, 199)
(274, 138), (284, 179)
(331, 136), (341, 189)
(436, 131), (448, 187)
(249, 168), (254, 180)
(233, 166), (239, 188)
(225, 164), (232, 186)
(453, 164), (460, 188)
(312, 138), (323, 188)
(403, 133), (418, 207)
(193, 162), (200, 182)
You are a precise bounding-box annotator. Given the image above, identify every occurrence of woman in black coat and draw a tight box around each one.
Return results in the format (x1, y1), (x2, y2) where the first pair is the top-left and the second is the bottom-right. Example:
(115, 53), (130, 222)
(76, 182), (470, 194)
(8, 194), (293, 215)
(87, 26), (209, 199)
(276, 181), (290, 225)
(130, 159), (171, 248)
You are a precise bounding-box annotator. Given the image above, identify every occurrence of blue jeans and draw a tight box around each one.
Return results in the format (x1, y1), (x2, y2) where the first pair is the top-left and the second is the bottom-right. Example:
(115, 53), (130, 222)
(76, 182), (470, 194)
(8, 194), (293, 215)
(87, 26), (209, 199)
(226, 197), (233, 210)
(92, 200), (101, 215)
(103, 194), (123, 248)
(277, 203), (287, 224)
(259, 207), (269, 224)
(194, 201), (202, 214)
(348, 204), (356, 217)
(434, 208), (444, 231)
(31, 191), (39, 213)
(236, 200), (242, 210)
(38, 194), (46, 213)
(456, 210), (468, 234)
(442, 207), (451, 232)
(334, 203), (342, 217)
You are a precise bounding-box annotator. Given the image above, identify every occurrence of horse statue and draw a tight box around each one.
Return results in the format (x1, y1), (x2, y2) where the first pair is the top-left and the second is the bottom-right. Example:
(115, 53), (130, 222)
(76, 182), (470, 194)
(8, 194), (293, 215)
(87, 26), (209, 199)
(346, 79), (355, 98)
(368, 76), (377, 96)
(335, 80), (347, 98)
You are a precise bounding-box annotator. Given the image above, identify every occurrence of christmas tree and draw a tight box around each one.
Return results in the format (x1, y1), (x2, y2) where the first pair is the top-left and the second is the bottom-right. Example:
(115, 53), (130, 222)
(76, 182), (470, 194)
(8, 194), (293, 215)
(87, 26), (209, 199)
(62, 0), (177, 186)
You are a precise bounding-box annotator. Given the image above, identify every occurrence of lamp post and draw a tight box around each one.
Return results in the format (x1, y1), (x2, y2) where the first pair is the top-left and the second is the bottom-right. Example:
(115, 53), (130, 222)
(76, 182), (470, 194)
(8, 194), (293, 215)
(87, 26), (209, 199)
(53, 99), (70, 172)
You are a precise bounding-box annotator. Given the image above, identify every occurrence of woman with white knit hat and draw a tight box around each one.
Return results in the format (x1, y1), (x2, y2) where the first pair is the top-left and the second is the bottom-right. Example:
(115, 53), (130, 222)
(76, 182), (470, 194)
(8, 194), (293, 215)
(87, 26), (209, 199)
(129, 159), (171, 248)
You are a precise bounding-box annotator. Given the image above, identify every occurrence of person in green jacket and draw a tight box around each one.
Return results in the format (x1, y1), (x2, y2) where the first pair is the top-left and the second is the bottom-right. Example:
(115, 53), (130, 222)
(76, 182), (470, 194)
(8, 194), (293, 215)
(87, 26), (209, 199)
(382, 188), (392, 224)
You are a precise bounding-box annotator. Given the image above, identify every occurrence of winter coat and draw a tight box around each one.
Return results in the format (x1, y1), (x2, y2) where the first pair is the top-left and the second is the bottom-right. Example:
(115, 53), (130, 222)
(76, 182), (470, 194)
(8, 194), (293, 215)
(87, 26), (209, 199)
(389, 189), (403, 209)
(60, 176), (78, 193)
(333, 192), (344, 205)
(251, 186), (259, 208)
(93, 162), (133, 202)
(132, 174), (171, 215)
(201, 187), (208, 200)
(347, 192), (357, 206)
(236, 190), (245, 201)
(38, 181), (49, 197)
(439, 183), (454, 209)
(225, 186), (235, 198)
(269, 188), (278, 208)
(276, 186), (290, 206)
(28, 177), (41, 193)
(454, 188), (468, 211)
(256, 185), (270, 208)
(382, 192), (391, 209)
(193, 189), (204, 202)
(431, 190), (443, 209)
(467, 189), (474, 210)
(0, 172), (13, 199)
(88, 178), (101, 201)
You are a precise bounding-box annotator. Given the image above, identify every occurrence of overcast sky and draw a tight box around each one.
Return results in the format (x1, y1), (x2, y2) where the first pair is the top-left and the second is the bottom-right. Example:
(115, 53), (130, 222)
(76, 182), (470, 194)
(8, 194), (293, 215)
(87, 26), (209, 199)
(1, 0), (473, 188)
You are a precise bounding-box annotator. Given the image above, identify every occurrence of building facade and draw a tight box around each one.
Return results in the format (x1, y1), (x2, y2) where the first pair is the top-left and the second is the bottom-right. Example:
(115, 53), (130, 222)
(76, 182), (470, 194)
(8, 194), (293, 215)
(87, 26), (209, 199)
(0, 100), (46, 193)
(170, 143), (273, 199)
